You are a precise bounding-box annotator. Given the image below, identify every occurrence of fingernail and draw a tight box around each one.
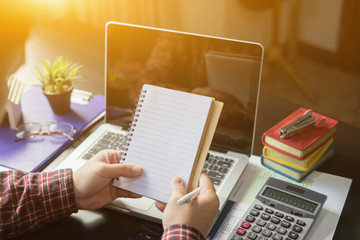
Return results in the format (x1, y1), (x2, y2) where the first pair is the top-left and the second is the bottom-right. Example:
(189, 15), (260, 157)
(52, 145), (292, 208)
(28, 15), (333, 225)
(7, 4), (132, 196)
(172, 176), (183, 185)
(131, 166), (142, 174)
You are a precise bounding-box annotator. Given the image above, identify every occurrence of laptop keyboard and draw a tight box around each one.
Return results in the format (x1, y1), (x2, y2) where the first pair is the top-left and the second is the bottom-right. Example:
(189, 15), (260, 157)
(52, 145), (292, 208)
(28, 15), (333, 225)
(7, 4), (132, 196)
(81, 131), (127, 160)
(81, 131), (234, 186)
(202, 153), (234, 186)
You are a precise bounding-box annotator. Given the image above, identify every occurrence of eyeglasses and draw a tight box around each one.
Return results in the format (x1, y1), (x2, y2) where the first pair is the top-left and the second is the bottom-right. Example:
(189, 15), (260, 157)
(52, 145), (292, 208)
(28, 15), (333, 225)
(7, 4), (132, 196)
(15, 121), (77, 143)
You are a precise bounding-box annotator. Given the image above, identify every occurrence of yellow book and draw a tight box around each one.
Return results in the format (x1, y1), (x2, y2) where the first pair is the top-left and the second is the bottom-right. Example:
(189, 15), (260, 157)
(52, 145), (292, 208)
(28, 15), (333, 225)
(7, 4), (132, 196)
(263, 138), (334, 171)
(261, 147), (334, 182)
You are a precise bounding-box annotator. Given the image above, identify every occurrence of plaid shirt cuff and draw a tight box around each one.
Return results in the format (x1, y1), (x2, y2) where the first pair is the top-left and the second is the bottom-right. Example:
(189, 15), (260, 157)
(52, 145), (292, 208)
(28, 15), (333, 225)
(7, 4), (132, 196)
(0, 169), (78, 239)
(161, 224), (205, 240)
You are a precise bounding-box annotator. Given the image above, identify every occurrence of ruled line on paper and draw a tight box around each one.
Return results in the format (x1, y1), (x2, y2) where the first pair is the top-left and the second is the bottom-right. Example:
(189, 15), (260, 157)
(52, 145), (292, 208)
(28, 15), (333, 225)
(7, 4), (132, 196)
(128, 134), (198, 156)
(142, 98), (210, 117)
(127, 147), (195, 170)
(139, 109), (207, 131)
(114, 84), (213, 203)
(133, 119), (204, 142)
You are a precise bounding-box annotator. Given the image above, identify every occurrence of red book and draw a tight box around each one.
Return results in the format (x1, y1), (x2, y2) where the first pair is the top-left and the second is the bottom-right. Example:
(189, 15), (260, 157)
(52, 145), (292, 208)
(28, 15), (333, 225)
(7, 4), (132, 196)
(262, 108), (338, 159)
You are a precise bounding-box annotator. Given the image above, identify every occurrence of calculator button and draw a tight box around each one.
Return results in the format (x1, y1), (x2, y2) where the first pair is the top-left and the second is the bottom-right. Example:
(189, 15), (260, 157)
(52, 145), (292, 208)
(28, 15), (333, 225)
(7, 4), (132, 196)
(254, 204), (263, 210)
(296, 220), (306, 226)
(266, 223), (277, 231)
(288, 231), (299, 239)
(246, 215), (256, 223)
(272, 233), (283, 240)
(247, 232), (258, 240)
(250, 209), (260, 216)
(276, 227), (287, 235)
(275, 212), (284, 218)
(284, 216), (294, 222)
(265, 208), (274, 214)
(256, 219), (267, 227)
(252, 225), (262, 233)
(292, 225), (303, 233)
(270, 216), (281, 224)
(231, 234), (243, 240)
(261, 213), (271, 220)
(280, 220), (291, 228)
(258, 236), (268, 240)
(241, 221), (251, 229)
(261, 229), (272, 237)
(236, 228), (246, 236)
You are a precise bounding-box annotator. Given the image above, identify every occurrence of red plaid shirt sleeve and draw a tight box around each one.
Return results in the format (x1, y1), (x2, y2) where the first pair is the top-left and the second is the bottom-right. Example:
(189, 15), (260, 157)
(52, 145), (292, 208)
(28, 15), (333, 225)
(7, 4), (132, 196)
(0, 169), (78, 239)
(161, 224), (205, 240)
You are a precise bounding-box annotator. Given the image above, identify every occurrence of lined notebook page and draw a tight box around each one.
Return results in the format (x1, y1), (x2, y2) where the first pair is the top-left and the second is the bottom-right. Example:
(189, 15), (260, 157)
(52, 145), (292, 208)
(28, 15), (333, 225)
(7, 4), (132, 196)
(113, 84), (213, 203)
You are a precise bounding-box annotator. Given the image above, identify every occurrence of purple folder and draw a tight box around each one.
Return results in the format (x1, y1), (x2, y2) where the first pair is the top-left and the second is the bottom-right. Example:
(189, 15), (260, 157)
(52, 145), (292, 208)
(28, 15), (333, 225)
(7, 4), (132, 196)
(0, 86), (105, 172)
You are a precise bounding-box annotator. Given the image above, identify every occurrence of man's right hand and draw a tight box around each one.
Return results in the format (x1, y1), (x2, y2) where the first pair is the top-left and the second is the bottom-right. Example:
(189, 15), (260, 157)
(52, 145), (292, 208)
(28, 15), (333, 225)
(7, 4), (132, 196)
(156, 173), (219, 236)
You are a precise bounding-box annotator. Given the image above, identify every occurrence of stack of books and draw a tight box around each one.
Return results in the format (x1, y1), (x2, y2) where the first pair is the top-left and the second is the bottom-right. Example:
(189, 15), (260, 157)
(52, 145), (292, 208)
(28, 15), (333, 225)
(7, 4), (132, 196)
(261, 108), (338, 182)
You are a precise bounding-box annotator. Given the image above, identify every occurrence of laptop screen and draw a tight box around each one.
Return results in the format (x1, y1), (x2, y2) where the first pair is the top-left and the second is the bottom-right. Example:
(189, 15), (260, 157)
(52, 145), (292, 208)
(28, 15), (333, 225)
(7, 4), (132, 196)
(105, 22), (263, 155)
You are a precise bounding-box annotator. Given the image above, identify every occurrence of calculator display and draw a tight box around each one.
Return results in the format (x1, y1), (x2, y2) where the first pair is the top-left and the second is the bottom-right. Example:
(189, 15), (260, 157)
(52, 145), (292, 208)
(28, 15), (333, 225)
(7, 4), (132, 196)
(262, 186), (318, 213)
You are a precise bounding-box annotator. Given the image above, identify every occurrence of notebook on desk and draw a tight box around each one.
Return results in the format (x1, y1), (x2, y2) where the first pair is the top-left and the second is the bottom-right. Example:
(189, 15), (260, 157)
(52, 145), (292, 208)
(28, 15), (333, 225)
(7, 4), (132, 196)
(0, 86), (105, 172)
(56, 22), (264, 222)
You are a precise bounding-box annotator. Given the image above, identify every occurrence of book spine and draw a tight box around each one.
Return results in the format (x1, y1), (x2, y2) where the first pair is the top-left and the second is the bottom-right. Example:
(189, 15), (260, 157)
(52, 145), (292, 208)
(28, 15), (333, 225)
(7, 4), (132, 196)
(260, 156), (303, 182)
(120, 88), (147, 161)
(264, 133), (335, 160)
(263, 147), (308, 169)
(261, 149), (334, 182)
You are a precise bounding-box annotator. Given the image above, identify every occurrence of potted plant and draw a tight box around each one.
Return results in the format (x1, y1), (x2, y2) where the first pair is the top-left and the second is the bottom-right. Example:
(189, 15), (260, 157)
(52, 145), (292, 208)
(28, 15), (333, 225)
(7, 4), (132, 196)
(35, 56), (83, 114)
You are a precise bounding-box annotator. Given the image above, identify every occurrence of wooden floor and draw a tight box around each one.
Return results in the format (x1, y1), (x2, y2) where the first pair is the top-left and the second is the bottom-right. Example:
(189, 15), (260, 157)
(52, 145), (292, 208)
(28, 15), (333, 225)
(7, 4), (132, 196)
(17, 22), (360, 129)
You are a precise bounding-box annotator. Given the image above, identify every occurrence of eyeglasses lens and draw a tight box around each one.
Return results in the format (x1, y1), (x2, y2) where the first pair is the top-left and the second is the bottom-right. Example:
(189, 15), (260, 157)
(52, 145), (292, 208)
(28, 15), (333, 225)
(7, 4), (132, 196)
(16, 123), (41, 139)
(49, 122), (76, 138)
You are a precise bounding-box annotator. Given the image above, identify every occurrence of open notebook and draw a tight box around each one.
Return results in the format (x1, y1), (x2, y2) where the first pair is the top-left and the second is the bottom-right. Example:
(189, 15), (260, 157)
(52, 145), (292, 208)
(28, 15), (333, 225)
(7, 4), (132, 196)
(114, 84), (223, 203)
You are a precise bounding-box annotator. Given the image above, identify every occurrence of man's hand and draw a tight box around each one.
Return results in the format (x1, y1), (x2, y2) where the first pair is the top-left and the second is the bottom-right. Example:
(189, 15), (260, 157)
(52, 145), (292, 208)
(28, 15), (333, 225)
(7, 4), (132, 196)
(156, 173), (219, 236)
(73, 149), (143, 210)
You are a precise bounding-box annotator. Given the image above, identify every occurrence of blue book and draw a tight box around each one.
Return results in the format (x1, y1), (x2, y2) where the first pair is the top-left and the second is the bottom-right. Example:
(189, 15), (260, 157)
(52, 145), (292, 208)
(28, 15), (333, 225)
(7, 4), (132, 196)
(261, 146), (334, 182)
(0, 86), (105, 172)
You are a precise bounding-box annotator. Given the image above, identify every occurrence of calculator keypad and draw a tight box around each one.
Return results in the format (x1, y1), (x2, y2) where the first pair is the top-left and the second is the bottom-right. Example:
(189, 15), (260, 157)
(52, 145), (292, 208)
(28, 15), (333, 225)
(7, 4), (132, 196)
(229, 202), (310, 240)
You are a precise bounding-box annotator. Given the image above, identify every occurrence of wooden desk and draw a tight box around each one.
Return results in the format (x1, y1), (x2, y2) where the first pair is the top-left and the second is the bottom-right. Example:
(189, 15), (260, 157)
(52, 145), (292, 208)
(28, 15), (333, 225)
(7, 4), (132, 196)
(11, 92), (359, 240)
(254, 92), (360, 240)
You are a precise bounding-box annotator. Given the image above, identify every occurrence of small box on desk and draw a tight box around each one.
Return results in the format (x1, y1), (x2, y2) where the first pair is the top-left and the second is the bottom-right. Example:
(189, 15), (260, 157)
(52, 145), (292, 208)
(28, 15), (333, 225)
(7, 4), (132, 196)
(0, 76), (24, 129)
(0, 101), (22, 130)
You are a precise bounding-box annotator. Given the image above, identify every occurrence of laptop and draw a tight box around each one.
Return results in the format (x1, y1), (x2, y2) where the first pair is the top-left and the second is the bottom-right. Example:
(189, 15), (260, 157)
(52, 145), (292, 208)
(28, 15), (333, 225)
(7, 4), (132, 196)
(56, 22), (263, 223)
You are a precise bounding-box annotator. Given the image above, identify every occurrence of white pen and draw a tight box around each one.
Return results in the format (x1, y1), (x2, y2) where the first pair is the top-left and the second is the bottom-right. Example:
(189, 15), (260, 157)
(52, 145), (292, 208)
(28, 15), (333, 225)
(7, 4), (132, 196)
(177, 187), (200, 206)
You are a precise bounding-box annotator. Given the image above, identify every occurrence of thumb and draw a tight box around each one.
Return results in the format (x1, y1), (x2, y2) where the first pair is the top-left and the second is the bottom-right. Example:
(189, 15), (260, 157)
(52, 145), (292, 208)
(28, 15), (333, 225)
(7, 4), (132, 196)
(170, 176), (187, 198)
(199, 173), (215, 192)
(101, 163), (143, 179)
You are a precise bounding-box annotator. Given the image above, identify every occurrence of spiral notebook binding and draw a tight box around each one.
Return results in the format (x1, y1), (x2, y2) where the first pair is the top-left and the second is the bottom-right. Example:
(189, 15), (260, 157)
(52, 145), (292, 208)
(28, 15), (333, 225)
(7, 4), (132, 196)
(120, 89), (147, 162)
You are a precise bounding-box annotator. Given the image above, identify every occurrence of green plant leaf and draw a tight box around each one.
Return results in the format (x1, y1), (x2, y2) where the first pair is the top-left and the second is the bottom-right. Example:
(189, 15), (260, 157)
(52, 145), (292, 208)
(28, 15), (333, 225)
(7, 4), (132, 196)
(35, 56), (83, 94)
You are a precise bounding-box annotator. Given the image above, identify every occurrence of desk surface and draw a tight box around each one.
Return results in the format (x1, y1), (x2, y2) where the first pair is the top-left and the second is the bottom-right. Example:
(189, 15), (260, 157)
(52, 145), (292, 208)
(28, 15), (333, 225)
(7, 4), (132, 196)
(254, 93), (359, 240)
(11, 92), (360, 240)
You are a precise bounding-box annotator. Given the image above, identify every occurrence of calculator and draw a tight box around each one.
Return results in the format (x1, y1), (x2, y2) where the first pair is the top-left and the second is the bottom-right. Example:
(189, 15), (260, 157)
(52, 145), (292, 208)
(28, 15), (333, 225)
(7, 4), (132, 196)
(227, 177), (327, 240)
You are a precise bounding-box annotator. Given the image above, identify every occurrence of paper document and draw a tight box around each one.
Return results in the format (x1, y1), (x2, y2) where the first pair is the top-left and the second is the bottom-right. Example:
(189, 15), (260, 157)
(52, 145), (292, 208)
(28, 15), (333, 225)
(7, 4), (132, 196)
(214, 156), (352, 240)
